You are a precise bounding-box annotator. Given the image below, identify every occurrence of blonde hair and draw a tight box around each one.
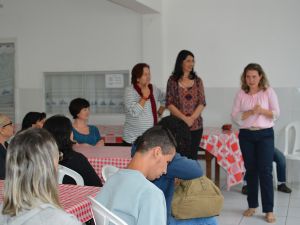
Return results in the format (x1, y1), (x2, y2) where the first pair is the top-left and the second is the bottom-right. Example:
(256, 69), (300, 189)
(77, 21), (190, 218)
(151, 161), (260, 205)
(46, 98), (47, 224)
(2, 128), (61, 216)
(240, 63), (269, 93)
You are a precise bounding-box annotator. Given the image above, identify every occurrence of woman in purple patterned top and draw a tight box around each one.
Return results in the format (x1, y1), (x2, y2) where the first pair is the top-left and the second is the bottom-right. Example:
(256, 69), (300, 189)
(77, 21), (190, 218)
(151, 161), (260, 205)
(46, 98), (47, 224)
(166, 50), (206, 160)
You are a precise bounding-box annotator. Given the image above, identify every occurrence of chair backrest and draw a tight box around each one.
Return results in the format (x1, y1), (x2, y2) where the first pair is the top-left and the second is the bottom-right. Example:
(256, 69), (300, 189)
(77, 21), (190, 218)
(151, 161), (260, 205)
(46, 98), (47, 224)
(88, 196), (128, 225)
(58, 165), (84, 186)
(101, 165), (119, 182)
(284, 121), (300, 156)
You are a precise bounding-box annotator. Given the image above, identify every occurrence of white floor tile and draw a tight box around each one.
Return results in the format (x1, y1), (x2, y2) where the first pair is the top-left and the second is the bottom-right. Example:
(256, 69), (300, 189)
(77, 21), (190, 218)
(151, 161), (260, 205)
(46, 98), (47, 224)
(240, 216), (286, 225)
(289, 197), (300, 207)
(217, 181), (300, 224)
(217, 215), (242, 225)
(286, 216), (300, 225)
(287, 207), (300, 218)
(273, 206), (288, 217)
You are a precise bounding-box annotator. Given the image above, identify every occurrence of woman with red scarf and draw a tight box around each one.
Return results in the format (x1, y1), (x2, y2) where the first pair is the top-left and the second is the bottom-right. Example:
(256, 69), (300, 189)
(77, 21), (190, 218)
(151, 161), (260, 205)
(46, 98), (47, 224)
(122, 63), (165, 145)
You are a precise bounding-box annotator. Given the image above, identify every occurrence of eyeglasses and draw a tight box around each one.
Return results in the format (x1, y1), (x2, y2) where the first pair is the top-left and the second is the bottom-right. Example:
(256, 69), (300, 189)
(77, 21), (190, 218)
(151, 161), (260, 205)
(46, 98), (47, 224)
(2, 121), (13, 128)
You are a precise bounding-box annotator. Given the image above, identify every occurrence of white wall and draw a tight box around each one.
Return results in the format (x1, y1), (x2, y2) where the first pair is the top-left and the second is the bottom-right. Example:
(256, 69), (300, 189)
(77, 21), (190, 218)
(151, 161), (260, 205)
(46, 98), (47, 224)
(0, 0), (143, 123)
(160, 0), (300, 88)
(1, 0), (300, 137)
(1, 0), (300, 182)
(144, 0), (300, 138)
(151, 0), (300, 182)
(138, 0), (161, 12)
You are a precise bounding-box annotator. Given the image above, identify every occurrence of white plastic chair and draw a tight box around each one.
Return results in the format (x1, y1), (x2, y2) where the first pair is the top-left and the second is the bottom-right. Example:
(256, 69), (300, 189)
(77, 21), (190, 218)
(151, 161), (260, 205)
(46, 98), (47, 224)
(58, 165), (84, 186)
(101, 165), (119, 182)
(88, 196), (128, 225)
(283, 121), (300, 183)
(272, 162), (278, 187)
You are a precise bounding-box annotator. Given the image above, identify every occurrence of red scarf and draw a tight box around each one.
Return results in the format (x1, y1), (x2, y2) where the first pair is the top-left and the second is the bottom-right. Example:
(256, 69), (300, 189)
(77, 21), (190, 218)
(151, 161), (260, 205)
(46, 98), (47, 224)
(133, 83), (158, 125)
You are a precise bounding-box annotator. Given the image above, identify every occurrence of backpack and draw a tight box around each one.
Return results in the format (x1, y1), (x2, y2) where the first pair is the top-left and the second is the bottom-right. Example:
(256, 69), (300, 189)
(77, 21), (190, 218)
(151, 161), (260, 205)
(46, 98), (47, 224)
(172, 176), (224, 219)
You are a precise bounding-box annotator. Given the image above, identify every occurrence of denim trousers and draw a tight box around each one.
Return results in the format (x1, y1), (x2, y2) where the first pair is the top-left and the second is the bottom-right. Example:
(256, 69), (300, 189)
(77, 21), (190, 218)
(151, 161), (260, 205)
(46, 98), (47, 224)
(169, 216), (218, 225)
(244, 147), (286, 183)
(274, 148), (286, 182)
(239, 128), (274, 213)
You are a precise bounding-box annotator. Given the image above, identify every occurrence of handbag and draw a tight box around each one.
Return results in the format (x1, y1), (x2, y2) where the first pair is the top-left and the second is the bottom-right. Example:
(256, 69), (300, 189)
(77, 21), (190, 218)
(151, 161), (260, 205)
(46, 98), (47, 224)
(171, 176), (224, 219)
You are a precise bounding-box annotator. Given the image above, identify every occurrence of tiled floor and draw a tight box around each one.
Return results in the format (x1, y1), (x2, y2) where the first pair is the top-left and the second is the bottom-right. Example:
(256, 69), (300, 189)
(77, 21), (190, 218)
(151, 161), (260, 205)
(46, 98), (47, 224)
(217, 182), (300, 225)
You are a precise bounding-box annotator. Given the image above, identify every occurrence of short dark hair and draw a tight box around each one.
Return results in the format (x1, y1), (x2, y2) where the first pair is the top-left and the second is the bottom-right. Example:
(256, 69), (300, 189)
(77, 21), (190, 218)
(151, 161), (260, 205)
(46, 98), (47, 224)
(172, 50), (197, 81)
(131, 63), (150, 85)
(43, 115), (75, 159)
(135, 125), (176, 155)
(21, 112), (46, 130)
(158, 115), (191, 157)
(69, 98), (90, 119)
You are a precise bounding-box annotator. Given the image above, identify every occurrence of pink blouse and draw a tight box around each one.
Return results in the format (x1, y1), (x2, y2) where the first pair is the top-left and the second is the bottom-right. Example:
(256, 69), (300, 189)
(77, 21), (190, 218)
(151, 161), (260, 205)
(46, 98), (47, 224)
(231, 87), (280, 129)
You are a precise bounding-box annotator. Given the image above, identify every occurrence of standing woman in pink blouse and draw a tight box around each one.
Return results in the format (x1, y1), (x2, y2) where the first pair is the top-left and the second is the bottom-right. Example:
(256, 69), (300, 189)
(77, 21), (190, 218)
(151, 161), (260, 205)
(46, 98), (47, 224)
(166, 50), (206, 160)
(231, 63), (279, 223)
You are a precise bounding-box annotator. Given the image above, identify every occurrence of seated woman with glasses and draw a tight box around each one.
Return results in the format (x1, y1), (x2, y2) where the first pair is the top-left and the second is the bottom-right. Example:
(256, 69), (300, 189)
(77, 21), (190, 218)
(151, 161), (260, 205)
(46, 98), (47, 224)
(43, 115), (102, 187)
(0, 113), (14, 180)
(0, 128), (81, 225)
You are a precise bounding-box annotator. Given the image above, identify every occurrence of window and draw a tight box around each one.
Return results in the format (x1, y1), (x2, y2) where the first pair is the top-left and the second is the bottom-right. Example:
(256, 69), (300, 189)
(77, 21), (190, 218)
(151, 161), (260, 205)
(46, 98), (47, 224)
(0, 43), (15, 121)
(44, 71), (129, 114)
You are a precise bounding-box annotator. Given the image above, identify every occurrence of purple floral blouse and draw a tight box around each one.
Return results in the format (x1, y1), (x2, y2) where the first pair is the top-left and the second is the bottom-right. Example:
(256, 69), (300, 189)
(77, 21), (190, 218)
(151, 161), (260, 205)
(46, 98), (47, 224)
(166, 75), (206, 131)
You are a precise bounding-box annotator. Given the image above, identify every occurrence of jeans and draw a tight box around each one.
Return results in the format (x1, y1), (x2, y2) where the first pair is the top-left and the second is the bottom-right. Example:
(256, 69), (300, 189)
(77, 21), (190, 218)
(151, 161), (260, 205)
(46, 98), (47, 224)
(169, 216), (218, 225)
(274, 148), (286, 182)
(244, 147), (286, 182)
(239, 128), (274, 213)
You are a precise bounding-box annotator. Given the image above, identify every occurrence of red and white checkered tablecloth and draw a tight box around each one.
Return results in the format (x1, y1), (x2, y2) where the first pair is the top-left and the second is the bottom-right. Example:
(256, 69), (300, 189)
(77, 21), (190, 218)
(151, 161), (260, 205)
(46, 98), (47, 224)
(94, 125), (245, 189)
(97, 125), (123, 144)
(0, 180), (100, 223)
(200, 127), (245, 190)
(59, 184), (100, 222)
(74, 146), (131, 182)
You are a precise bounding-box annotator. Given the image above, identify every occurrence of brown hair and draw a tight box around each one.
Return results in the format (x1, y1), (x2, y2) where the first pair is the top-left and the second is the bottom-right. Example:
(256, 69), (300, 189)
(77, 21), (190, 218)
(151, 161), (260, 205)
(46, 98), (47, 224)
(240, 63), (269, 93)
(131, 63), (150, 85)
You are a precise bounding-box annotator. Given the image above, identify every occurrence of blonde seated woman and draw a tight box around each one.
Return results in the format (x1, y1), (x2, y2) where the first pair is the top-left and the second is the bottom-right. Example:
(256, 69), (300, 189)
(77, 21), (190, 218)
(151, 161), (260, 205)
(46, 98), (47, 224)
(0, 128), (81, 225)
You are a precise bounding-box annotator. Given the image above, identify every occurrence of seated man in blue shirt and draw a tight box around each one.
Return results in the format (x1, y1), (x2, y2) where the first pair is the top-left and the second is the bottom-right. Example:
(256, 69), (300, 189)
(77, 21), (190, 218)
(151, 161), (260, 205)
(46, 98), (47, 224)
(132, 116), (218, 225)
(96, 126), (176, 225)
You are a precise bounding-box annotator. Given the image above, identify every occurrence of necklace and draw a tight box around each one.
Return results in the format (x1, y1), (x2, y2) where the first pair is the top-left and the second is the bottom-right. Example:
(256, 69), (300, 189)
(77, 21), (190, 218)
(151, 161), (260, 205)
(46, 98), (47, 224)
(179, 79), (194, 89)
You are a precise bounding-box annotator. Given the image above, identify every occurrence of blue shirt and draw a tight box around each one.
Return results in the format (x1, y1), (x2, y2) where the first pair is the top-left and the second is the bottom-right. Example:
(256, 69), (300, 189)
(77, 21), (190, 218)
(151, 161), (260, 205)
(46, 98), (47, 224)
(96, 169), (167, 225)
(72, 125), (101, 146)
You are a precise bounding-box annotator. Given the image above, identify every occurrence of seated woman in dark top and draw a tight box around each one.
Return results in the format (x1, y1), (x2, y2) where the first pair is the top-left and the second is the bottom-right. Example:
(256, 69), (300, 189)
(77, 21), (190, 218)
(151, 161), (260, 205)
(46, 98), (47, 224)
(0, 113), (14, 180)
(43, 115), (102, 187)
(21, 111), (46, 130)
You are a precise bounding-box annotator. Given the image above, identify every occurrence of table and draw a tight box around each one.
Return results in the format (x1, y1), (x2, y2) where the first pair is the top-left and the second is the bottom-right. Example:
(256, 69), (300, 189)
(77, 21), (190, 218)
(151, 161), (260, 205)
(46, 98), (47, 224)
(0, 180), (100, 223)
(74, 145), (131, 182)
(95, 125), (245, 189)
(97, 125), (124, 145)
(200, 127), (245, 190)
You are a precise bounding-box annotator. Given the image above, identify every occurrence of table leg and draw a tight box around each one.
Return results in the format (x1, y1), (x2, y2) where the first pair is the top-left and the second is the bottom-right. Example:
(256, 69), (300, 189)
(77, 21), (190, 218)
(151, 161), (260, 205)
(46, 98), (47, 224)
(205, 150), (212, 179)
(198, 148), (220, 187)
(215, 160), (220, 187)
